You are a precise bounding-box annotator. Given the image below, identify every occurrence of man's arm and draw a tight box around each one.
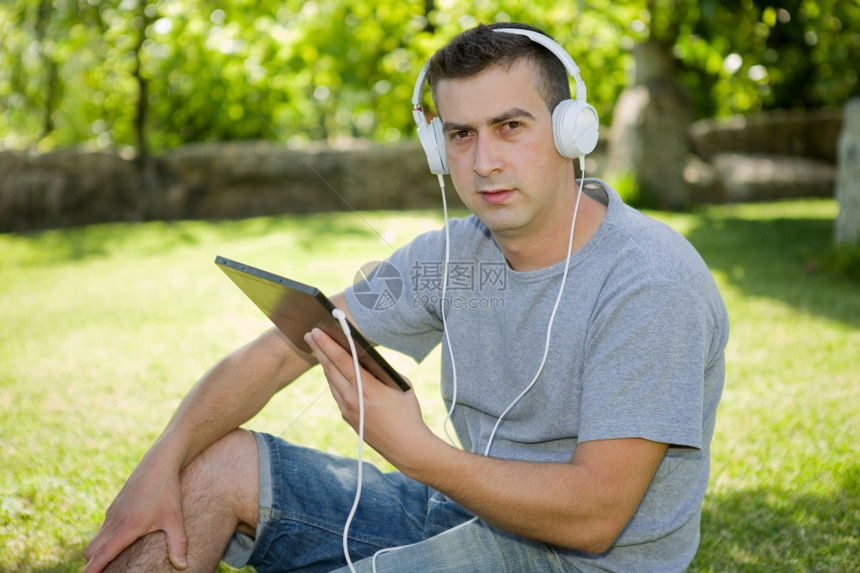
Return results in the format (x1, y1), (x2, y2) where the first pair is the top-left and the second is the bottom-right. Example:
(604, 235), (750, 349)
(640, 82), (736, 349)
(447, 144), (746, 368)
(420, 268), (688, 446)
(85, 293), (352, 572)
(403, 435), (667, 554)
(307, 325), (667, 555)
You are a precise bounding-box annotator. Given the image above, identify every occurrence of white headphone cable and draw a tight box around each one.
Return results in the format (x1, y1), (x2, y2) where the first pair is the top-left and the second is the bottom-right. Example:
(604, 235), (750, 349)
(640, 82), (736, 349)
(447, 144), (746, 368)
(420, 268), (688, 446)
(365, 160), (587, 570)
(331, 302), (474, 573)
(482, 160), (584, 456)
(332, 308), (364, 573)
(340, 162), (586, 571)
(437, 173), (460, 446)
(438, 159), (585, 458)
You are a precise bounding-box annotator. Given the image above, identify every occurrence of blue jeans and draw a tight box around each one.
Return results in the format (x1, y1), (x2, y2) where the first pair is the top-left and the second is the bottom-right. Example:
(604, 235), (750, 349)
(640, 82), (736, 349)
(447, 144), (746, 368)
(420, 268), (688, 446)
(222, 432), (580, 573)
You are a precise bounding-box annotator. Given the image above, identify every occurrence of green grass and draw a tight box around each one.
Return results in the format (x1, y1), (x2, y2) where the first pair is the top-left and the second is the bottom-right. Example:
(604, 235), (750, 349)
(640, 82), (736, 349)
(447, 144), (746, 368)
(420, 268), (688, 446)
(1, 200), (857, 572)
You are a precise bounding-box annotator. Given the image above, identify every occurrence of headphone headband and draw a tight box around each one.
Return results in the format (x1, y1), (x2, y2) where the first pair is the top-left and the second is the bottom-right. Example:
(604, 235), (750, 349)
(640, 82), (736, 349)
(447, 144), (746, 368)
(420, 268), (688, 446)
(412, 28), (586, 117)
(491, 28), (587, 103)
(411, 64), (431, 126)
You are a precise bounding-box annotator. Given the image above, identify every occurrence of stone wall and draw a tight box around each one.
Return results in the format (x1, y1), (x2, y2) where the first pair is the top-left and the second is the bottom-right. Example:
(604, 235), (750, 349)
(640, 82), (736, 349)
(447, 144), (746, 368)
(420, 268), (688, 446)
(0, 108), (844, 233)
(685, 108), (842, 202)
(0, 141), (463, 233)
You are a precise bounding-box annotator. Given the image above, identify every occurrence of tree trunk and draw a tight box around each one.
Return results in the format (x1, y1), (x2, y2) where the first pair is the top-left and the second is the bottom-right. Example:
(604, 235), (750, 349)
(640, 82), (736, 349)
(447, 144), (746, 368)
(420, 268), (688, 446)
(605, 40), (692, 209)
(131, 4), (156, 221)
(35, 0), (57, 143)
(132, 6), (149, 163)
(835, 97), (860, 248)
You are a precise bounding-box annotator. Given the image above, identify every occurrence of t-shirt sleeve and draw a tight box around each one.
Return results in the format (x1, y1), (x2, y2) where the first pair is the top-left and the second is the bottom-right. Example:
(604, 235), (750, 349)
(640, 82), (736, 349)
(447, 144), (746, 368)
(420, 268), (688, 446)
(578, 277), (713, 450)
(344, 229), (447, 363)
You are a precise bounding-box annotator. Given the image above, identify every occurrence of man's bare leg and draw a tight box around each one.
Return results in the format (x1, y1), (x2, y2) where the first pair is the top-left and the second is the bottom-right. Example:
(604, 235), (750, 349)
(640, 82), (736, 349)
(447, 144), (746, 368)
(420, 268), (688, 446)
(103, 429), (260, 573)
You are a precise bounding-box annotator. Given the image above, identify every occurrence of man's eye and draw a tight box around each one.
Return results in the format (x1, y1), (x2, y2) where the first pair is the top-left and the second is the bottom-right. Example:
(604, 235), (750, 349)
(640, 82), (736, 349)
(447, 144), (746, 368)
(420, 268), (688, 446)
(505, 121), (521, 130)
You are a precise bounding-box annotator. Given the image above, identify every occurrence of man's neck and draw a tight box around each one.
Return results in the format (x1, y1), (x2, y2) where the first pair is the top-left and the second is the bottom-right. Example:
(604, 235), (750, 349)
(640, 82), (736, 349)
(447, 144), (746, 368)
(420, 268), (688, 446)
(497, 191), (606, 272)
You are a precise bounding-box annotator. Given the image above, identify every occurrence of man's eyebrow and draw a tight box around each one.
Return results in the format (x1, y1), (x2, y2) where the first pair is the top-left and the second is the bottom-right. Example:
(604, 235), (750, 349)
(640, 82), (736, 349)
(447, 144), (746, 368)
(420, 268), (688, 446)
(442, 107), (536, 133)
(489, 107), (535, 125)
(442, 119), (473, 134)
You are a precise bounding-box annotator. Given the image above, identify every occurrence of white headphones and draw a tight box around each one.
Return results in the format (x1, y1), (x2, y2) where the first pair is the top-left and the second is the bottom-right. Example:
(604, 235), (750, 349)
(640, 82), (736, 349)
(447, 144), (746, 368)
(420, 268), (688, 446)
(411, 27), (600, 175)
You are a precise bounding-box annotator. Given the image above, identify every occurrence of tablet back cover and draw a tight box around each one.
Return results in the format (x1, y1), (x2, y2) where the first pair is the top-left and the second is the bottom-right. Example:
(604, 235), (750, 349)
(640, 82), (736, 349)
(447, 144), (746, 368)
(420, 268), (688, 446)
(215, 256), (410, 391)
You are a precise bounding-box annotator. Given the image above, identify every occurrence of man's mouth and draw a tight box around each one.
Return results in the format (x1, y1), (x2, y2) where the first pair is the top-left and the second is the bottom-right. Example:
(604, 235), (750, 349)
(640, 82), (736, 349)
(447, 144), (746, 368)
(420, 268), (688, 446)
(479, 188), (515, 205)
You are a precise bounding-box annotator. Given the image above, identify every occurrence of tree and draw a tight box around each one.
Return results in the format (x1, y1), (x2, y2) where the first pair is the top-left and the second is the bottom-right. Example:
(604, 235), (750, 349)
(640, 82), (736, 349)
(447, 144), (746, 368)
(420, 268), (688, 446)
(835, 98), (860, 273)
(1, 0), (858, 153)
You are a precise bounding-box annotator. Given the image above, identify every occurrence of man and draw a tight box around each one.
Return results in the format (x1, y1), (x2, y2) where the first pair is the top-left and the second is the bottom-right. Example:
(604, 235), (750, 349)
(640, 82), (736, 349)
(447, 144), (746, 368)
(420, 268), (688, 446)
(85, 22), (728, 572)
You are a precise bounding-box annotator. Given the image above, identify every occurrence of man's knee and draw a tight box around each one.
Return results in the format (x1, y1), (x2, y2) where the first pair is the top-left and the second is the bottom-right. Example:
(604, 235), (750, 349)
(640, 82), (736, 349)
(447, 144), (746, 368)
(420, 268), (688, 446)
(181, 429), (260, 531)
(102, 530), (173, 573)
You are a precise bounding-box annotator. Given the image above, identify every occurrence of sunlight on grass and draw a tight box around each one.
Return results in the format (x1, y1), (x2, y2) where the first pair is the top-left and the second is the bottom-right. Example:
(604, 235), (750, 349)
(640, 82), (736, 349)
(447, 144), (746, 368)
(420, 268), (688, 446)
(1, 202), (857, 572)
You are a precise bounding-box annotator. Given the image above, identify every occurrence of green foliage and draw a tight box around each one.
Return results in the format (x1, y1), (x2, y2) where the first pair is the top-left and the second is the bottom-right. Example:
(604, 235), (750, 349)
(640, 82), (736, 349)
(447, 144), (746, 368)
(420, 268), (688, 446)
(1, 0), (858, 152)
(668, 0), (860, 118)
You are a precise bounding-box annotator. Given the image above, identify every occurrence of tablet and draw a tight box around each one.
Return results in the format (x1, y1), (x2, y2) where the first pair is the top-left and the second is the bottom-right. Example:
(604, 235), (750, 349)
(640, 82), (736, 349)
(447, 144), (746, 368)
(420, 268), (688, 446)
(215, 256), (410, 392)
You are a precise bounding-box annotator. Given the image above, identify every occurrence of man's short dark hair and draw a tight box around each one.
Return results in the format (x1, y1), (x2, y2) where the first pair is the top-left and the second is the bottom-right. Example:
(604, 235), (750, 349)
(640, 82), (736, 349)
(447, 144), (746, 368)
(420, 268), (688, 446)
(425, 22), (572, 113)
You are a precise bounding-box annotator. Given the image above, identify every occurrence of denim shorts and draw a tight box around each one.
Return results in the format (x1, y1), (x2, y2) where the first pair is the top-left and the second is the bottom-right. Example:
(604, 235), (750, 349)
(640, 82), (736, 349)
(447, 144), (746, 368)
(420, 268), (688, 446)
(221, 431), (580, 573)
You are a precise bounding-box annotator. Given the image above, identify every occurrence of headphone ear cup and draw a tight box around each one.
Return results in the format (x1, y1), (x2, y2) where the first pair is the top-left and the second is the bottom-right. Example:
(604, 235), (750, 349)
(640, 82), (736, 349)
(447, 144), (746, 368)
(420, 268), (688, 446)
(417, 116), (449, 175)
(552, 99), (600, 159)
(432, 117), (448, 175)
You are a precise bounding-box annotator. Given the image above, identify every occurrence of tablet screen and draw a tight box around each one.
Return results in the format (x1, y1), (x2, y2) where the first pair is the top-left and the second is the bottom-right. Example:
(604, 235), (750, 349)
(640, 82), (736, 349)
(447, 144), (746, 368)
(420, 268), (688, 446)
(216, 256), (410, 392)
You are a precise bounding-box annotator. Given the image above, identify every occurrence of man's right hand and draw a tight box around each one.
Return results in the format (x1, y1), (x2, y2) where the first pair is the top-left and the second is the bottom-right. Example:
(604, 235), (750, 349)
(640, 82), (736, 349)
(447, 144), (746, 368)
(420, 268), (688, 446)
(83, 454), (188, 573)
(81, 325), (320, 572)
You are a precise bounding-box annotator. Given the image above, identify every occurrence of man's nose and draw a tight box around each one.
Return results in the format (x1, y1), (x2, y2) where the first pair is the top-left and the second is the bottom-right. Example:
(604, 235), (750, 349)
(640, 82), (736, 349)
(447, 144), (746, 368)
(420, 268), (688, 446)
(473, 135), (504, 177)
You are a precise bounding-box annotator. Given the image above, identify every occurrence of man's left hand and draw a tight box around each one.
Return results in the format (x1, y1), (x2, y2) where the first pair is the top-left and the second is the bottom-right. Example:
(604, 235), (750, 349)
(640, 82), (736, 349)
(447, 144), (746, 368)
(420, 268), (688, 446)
(304, 327), (436, 471)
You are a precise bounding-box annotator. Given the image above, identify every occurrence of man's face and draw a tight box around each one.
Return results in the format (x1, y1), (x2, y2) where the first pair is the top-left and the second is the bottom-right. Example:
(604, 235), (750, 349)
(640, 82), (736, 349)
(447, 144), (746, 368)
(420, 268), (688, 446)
(435, 59), (572, 241)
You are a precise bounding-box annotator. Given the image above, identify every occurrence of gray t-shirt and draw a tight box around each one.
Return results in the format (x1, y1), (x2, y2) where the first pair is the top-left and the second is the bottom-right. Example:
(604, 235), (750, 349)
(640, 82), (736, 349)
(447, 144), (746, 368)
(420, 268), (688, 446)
(345, 179), (729, 572)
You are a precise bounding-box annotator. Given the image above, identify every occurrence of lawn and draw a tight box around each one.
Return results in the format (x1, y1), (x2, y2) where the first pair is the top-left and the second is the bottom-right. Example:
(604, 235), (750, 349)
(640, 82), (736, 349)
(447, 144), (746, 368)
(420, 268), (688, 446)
(1, 199), (857, 572)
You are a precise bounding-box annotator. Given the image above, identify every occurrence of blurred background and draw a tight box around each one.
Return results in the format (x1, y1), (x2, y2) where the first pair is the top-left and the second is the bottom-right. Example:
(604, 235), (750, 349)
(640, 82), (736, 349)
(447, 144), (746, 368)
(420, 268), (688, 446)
(2, 0), (860, 236)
